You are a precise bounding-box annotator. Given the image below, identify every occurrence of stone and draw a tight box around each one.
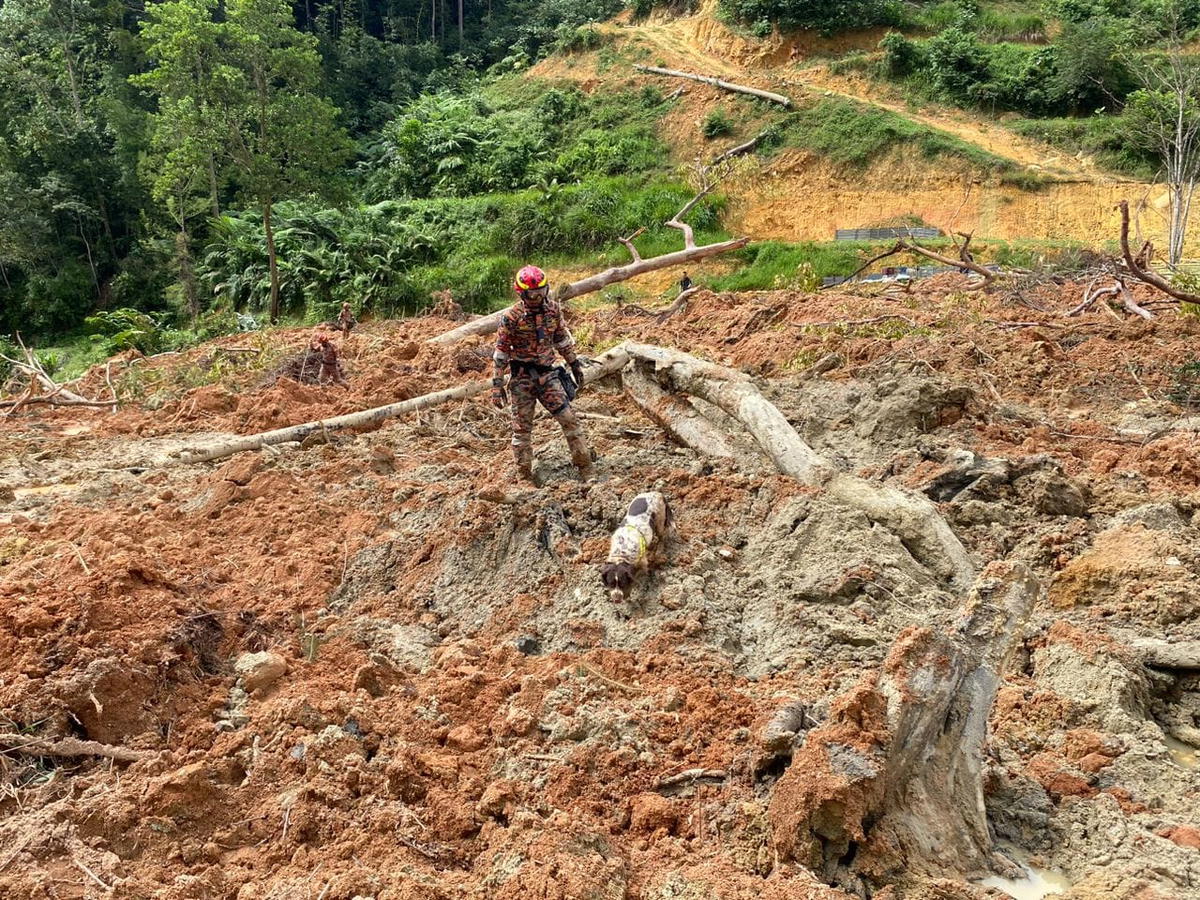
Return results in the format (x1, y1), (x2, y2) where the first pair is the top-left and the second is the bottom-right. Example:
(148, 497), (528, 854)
(514, 635), (541, 656)
(447, 724), (487, 752)
(629, 793), (677, 836)
(233, 651), (287, 693)
(1159, 825), (1200, 851)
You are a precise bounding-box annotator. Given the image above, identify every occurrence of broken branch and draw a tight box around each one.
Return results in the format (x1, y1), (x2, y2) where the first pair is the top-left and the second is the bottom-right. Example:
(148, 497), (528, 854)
(1117, 200), (1200, 303)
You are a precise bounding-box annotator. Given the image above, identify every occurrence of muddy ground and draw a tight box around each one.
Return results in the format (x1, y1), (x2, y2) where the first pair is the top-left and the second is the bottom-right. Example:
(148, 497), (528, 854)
(2, 280), (1199, 899)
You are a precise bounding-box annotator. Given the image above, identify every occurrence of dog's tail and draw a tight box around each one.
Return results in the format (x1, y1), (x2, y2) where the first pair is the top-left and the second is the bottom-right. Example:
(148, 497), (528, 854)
(663, 496), (674, 529)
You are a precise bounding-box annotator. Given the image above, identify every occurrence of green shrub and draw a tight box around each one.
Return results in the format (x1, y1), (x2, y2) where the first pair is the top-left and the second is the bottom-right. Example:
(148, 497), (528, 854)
(718, 0), (905, 34)
(880, 32), (926, 77)
(84, 308), (170, 356)
(702, 108), (734, 139)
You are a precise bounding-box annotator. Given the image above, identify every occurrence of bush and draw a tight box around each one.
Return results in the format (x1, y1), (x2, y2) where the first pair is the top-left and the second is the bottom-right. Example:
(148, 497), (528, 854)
(554, 24), (606, 53)
(880, 32), (926, 77)
(84, 308), (171, 356)
(702, 108), (734, 139)
(718, 0), (904, 34)
(1052, 19), (1132, 111)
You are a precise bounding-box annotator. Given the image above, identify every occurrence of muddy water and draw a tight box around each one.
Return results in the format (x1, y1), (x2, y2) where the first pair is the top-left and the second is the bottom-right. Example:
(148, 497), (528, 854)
(978, 865), (1071, 899)
(979, 848), (1072, 900)
(1165, 735), (1199, 770)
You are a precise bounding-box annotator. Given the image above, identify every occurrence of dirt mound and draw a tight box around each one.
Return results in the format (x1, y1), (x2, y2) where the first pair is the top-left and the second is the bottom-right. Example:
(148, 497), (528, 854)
(3, 284), (1200, 897)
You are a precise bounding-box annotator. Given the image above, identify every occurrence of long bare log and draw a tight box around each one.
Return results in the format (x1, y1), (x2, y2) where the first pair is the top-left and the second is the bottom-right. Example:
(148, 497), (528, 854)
(0, 734), (151, 764)
(623, 362), (737, 458)
(633, 64), (792, 107)
(1131, 639), (1200, 669)
(0, 395), (119, 411)
(623, 342), (975, 587)
(178, 347), (631, 465)
(770, 561), (1039, 890)
(426, 238), (747, 347)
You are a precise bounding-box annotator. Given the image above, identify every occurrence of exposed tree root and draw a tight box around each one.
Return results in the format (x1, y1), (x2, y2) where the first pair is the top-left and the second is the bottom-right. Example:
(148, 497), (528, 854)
(1118, 200), (1200, 304)
(0, 734), (151, 764)
(769, 561), (1040, 893)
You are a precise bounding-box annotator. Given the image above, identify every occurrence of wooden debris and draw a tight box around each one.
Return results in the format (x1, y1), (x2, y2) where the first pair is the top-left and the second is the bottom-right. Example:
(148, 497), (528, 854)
(633, 64), (792, 107)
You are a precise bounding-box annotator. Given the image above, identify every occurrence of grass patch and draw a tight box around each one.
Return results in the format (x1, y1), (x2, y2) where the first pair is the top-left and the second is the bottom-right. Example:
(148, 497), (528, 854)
(776, 98), (1044, 186)
(1008, 116), (1159, 179)
(707, 241), (868, 292)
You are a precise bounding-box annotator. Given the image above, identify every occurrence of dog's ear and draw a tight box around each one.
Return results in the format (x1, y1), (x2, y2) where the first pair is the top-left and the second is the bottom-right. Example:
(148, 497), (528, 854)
(599, 564), (615, 589)
(615, 563), (635, 592)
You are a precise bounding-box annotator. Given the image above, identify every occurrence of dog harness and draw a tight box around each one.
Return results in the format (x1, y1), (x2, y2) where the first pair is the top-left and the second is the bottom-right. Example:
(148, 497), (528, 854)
(610, 523), (649, 565)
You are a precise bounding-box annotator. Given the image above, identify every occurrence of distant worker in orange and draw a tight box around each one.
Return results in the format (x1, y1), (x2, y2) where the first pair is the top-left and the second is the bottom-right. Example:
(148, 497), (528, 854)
(310, 331), (347, 386)
(337, 302), (356, 339)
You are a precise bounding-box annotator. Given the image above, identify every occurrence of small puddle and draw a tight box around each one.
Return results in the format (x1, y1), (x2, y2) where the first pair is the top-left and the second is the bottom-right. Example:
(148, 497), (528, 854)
(1165, 735), (1199, 770)
(978, 858), (1071, 900)
(12, 482), (80, 499)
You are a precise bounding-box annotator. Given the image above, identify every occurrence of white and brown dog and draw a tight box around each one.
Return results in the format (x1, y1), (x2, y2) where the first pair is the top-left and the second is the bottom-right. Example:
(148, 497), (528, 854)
(600, 492), (673, 602)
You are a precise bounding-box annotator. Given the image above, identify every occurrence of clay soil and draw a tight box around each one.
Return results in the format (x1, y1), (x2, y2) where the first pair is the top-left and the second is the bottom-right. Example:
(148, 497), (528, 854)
(3, 279), (1200, 899)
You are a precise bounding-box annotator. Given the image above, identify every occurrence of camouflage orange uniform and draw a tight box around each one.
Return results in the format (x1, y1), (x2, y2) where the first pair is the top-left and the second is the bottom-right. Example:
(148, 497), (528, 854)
(493, 293), (592, 480)
(311, 335), (346, 386)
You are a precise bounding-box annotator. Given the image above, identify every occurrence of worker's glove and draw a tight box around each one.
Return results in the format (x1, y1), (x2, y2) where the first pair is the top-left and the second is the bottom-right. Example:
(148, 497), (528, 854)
(570, 360), (585, 394)
(491, 378), (508, 409)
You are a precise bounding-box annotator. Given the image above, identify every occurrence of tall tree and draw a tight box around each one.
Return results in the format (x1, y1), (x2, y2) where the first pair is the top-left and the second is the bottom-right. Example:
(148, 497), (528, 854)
(133, 0), (227, 320)
(0, 0), (143, 333)
(1124, 5), (1200, 266)
(218, 0), (350, 322)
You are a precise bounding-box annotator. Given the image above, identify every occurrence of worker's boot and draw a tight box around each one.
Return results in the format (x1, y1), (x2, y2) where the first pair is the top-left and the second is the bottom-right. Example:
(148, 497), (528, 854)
(513, 444), (534, 482)
(557, 410), (595, 481)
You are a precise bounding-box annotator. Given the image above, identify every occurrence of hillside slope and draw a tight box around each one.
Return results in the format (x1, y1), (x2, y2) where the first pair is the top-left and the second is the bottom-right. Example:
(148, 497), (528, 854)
(532, 2), (1185, 253)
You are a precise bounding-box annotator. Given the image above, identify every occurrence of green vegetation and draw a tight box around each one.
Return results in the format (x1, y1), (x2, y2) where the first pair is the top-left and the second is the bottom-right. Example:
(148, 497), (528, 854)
(773, 98), (1042, 187)
(0, 0), (642, 344)
(707, 241), (866, 291)
(718, 0), (904, 36)
(702, 108), (735, 139)
(199, 179), (724, 320)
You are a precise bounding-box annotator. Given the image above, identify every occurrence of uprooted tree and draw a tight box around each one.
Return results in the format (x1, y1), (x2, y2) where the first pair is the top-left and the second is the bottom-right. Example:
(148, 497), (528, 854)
(769, 561), (1040, 895)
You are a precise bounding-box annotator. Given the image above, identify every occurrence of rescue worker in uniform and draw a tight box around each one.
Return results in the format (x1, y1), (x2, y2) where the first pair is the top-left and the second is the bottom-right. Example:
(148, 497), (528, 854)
(492, 265), (593, 481)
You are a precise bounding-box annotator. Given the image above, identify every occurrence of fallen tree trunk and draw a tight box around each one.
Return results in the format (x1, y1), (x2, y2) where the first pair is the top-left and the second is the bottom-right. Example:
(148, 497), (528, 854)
(0, 734), (151, 764)
(1131, 639), (1200, 669)
(178, 347), (631, 465)
(426, 241), (745, 347)
(623, 342), (975, 587)
(623, 362), (737, 458)
(769, 561), (1039, 893)
(1118, 200), (1200, 304)
(633, 64), (792, 107)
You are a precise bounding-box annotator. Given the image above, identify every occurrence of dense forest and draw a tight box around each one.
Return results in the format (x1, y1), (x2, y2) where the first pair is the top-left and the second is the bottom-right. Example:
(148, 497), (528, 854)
(2, 0), (1197, 355)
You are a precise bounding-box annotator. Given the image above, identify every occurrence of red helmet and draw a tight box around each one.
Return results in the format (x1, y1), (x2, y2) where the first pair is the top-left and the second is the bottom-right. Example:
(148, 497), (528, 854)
(513, 265), (548, 294)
